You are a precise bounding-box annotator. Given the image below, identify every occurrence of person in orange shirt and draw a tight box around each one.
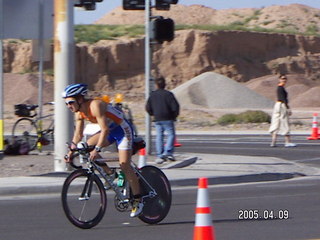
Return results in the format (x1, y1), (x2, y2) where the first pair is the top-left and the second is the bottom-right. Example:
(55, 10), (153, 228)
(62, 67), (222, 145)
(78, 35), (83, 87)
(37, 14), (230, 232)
(63, 83), (143, 217)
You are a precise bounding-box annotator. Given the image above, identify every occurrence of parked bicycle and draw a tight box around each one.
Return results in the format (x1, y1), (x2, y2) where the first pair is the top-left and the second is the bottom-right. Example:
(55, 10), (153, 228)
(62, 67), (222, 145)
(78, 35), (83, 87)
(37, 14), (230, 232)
(11, 103), (54, 151)
(61, 139), (172, 229)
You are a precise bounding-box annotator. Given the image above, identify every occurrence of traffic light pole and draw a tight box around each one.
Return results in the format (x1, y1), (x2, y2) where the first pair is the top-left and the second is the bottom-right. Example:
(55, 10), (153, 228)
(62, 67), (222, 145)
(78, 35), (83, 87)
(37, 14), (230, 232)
(54, 0), (74, 171)
(0, 0), (3, 157)
(145, 0), (153, 155)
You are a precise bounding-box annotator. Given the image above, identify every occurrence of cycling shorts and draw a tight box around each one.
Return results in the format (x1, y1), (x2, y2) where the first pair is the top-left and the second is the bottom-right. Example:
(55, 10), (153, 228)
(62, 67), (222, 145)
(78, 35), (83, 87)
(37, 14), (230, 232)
(108, 119), (133, 150)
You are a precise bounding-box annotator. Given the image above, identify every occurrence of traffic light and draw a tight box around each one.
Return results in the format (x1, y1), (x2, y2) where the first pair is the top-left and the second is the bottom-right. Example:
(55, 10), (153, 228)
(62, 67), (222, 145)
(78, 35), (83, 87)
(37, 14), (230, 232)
(123, 0), (145, 10)
(74, 0), (103, 11)
(122, 0), (179, 11)
(150, 17), (174, 43)
(155, 0), (178, 10)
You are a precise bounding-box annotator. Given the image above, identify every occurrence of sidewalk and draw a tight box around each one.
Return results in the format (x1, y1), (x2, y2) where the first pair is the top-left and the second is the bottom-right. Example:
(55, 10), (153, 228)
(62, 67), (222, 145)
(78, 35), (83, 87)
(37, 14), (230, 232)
(0, 151), (319, 196)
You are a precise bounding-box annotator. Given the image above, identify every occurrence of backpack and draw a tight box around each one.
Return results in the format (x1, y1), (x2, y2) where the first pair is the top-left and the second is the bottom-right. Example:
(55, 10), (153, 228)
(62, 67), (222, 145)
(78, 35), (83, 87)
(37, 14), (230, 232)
(4, 139), (30, 155)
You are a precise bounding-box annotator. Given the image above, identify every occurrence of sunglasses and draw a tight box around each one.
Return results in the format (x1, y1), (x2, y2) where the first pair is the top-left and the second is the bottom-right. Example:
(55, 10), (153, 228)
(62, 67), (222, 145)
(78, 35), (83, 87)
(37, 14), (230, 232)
(65, 100), (76, 106)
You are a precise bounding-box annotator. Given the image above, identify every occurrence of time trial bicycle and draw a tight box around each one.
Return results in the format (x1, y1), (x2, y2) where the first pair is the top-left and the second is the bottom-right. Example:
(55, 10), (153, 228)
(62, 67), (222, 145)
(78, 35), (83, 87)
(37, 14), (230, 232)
(61, 139), (172, 229)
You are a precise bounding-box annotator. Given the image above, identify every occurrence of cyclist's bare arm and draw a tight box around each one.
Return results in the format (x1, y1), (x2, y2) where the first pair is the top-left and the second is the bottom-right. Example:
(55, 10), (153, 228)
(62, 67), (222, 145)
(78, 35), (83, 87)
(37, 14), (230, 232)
(72, 112), (85, 143)
(65, 113), (85, 162)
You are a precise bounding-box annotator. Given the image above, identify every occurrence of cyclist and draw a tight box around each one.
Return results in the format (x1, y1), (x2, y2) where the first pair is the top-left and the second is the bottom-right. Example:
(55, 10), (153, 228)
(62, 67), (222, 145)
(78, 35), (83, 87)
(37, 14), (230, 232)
(62, 83), (144, 218)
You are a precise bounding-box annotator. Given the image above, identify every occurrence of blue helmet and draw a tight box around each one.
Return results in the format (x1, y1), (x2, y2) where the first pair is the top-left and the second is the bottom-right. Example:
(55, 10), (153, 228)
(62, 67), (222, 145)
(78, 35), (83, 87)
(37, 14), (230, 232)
(62, 83), (88, 98)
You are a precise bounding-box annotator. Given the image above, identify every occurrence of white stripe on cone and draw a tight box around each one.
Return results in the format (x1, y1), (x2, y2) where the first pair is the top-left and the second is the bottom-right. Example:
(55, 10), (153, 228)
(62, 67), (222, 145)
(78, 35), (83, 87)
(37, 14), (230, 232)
(195, 213), (213, 227)
(196, 188), (211, 208)
(138, 148), (146, 168)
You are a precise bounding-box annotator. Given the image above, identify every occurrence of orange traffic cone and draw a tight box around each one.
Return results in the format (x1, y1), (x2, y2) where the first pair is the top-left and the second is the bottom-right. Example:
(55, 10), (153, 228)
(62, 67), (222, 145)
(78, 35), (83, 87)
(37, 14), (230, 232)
(307, 113), (320, 140)
(174, 137), (182, 147)
(193, 178), (215, 240)
(138, 148), (146, 168)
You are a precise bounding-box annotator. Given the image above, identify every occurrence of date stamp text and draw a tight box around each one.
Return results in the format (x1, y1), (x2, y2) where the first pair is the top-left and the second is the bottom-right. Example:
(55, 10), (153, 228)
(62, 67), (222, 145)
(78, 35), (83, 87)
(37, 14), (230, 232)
(238, 209), (289, 220)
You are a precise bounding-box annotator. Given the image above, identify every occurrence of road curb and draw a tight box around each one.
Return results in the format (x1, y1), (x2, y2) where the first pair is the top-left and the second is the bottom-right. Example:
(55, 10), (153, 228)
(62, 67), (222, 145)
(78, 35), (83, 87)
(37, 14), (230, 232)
(169, 172), (306, 187)
(162, 156), (198, 169)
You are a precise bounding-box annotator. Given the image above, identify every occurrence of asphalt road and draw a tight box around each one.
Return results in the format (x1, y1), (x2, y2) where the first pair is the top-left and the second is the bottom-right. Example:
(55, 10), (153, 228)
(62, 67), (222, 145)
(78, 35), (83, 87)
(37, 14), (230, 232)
(0, 176), (319, 240)
(212, 176), (320, 240)
(174, 134), (320, 168)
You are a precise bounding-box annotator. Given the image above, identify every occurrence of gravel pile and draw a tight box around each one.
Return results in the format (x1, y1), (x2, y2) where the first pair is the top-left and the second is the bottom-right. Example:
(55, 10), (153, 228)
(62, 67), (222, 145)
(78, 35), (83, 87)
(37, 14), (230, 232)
(172, 72), (274, 110)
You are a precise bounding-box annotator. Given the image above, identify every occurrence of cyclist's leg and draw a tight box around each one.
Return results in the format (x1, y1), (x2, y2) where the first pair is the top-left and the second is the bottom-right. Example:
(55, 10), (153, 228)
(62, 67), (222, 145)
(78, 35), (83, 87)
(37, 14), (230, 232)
(116, 121), (143, 217)
(118, 148), (143, 217)
(118, 149), (140, 195)
(115, 122), (140, 196)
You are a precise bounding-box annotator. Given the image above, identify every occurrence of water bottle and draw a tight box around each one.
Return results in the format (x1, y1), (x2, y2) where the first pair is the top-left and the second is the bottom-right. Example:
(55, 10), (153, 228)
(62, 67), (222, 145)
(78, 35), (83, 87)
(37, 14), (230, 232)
(117, 171), (125, 187)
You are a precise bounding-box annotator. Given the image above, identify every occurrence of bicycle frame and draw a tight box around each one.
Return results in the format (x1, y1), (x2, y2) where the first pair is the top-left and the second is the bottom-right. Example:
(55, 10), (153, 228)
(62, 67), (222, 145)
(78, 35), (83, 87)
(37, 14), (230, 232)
(21, 103), (55, 135)
(74, 151), (158, 203)
(35, 114), (54, 133)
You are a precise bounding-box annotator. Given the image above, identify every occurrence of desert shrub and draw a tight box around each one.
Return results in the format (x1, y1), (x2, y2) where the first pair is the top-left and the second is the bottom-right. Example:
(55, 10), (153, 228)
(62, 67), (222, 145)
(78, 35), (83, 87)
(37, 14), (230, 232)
(217, 110), (271, 125)
(217, 114), (238, 126)
(305, 24), (319, 35)
(238, 110), (271, 123)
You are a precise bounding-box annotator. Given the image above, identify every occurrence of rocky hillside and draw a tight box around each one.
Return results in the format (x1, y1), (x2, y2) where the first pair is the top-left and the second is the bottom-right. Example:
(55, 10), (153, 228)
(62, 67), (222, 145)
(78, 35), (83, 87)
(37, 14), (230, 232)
(95, 4), (320, 35)
(4, 30), (320, 89)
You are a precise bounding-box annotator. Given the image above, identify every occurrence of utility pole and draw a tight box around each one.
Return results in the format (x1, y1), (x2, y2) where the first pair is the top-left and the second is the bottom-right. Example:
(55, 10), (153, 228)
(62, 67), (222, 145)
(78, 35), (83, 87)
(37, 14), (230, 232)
(53, 0), (74, 171)
(0, 0), (3, 158)
(145, 0), (152, 154)
(37, 0), (44, 151)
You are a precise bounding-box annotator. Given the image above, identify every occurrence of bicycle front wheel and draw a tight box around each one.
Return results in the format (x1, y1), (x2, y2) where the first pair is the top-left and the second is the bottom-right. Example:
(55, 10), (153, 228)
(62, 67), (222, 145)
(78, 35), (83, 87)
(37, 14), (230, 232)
(138, 165), (172, 224)
(12, 118), (38, 150)
(61, 169), (107, 229)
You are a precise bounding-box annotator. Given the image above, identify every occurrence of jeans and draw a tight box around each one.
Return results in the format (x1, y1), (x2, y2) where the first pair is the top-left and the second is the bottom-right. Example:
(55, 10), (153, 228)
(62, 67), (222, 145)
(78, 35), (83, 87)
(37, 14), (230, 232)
(155, 120), (176, 158)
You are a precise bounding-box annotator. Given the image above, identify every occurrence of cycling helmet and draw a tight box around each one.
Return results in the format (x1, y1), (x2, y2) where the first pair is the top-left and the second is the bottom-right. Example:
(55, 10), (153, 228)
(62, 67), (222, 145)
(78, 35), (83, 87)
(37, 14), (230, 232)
(62, 83), (88, 98)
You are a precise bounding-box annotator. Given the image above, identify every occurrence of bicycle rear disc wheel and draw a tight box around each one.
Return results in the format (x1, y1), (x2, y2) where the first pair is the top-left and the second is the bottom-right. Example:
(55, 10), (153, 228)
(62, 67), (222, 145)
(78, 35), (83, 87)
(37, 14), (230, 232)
(138, 166), (172, 224)
(12, 118), (38, 150)
(61, 169), (107, 229)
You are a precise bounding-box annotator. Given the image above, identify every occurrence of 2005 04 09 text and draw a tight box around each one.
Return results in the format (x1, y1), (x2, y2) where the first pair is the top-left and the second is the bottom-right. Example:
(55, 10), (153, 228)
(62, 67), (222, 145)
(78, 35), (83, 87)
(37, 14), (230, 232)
(238, 209), (289, 220)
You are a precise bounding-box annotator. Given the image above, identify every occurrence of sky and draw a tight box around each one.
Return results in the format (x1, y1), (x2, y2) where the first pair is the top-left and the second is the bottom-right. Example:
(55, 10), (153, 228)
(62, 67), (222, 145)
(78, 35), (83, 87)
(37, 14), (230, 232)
(74, 0), (320, 24)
